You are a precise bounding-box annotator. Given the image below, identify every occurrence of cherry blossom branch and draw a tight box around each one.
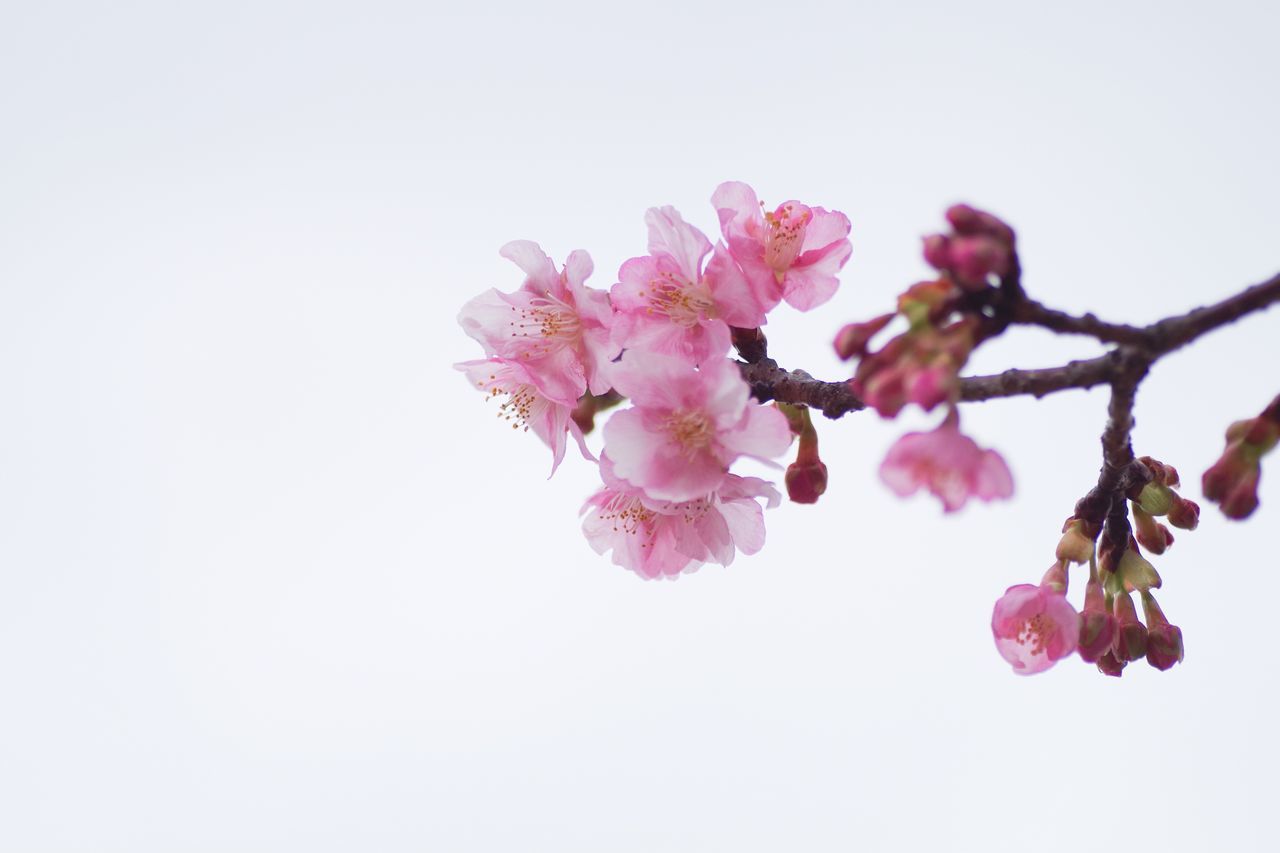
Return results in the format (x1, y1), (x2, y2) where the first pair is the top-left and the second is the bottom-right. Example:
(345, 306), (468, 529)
(742, 271), (1280, 417)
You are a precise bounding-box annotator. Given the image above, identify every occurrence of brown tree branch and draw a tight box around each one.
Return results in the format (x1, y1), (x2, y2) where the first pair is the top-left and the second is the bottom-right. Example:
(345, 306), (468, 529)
(741, 271), (1280, 419)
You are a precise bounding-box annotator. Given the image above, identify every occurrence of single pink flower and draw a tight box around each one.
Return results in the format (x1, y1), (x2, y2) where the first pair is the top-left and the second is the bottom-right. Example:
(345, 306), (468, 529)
(610, 206), (764, 365)
(991, 583), (1081, 675)
(712, 181), (853, 312)
(455, 357), (590, 475)
(581, 459), (781, 580)
(458, 241), (618, 401)
(602, 354), (791, 502)
(878, 416), (1014, 512)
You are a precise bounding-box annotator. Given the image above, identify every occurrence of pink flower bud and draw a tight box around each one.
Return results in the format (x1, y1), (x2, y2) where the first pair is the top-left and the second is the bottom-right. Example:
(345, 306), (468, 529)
(1078, 577), (1116, 664)
(947, 235), (1010, 290)
(1133, 506), (1174, 555)
(922, 234), (951, 271)
(786, 459), (829, 504)
(1096, 650), (1127, 677)
(945, 203), (1015, 246)
(1112, 593), (1149, 662)
(1203, 449), (1261, 520)
(833, 313), (895, 361)
(1167, 496), (1200, 530)
(1141, 591), (1184, 671)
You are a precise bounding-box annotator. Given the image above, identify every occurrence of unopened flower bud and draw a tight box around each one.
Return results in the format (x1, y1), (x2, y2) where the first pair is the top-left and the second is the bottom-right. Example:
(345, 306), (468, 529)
(1056, 518), (1095, 565)
(1112, 592), (1149, 662)
(1133, 506), (1174, 555)
(1137, 456), (1180, 488)
(1136, 482), (1175, 516)
(1203, 447), (1262, 520)
(784, 405), (827, 504)
(947, 235), (1010, 290)
(1096, 650), (1127, 677)
(1141, 591), (1184, 671)
(1166, 496), (1200, 531)
(922, 234), (950, 271)
(1117, 543), (1162, 592)
(786, 459), (828, 504)
(834, 313), (895, 361)
(1077, 577), (1116, 664)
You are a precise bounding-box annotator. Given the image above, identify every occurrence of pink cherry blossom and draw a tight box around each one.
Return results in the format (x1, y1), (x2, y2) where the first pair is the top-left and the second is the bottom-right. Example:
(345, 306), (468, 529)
(581, 459), (781, 580)
(712, 181), (853, 312)
(458, 240), (618, 401)
(602, 354), (791, 502)
(610, 206), (766, 365)
(455, 356), (590, 475)
(991, 583), (1081, 675)
(878, 416), (1013, 512)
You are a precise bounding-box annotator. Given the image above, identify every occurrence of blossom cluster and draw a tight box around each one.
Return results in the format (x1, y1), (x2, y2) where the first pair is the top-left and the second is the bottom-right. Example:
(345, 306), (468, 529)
(456, 183), (852, 579)
(992, 457), (1198, 676)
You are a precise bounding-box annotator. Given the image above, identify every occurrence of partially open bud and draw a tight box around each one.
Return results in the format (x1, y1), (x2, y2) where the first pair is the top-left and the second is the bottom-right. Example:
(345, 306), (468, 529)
(834, 313), (894, 361)
(1133, 506), (1174, 555)
(1056, 518), (1096, 565)
(1141, 591), (1185, 671)
(1167, 496), (1200, 531)
(1113, 592), (1149, 662)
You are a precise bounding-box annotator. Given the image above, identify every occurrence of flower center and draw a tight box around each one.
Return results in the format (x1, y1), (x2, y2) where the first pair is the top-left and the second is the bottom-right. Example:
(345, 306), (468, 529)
(665, 409), (714, 457)
(1015, 612), (1052, 657)
(763, 202), (811, 273)
(477, 373), (546, 433)
(597, 493), (656, 536)
(640, 271), (715, 328)
(508, 294), (582, 358)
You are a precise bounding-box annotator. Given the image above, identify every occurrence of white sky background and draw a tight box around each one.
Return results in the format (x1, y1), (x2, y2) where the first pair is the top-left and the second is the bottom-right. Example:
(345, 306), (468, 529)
(2, 0), (1279, 849)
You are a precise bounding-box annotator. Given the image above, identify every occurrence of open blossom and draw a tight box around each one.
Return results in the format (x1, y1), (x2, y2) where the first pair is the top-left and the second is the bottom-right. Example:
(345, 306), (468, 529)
(879, 415), (1013, 512)
(602, 354), (791, 502)
(991, 582), (1081, 674)
(455, 357), (590, 475)
(712, 181), (852, 312)
(581, 459), (781, 580)
(459, 241), (618, 402)
(611, 206), (764, 365)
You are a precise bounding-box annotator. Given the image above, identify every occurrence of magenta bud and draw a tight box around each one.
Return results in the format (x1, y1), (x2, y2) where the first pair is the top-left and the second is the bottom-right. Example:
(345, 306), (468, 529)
(922, 234), (951, 271)
(1146, 624), (1185, 671)
(947, 235), (1010, 289)
(1113, 593), (1149, 662)
(1096, 650), (1127, 677)
(834, 313), (895, 361)
(785, 459), (829, 504)
(1167, 496), (1200, 531)
(1133, 507), (1174, 555)
(1078, 610), (1118, 664)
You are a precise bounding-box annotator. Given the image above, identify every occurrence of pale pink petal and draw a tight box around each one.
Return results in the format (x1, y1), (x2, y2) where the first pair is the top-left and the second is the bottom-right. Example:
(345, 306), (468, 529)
(645, 206), (712, 283)
(704, 242), (769, 328)
(499, 240), (559, 294)
(719, 403), (792, 462)
(799, 207), (852, 254)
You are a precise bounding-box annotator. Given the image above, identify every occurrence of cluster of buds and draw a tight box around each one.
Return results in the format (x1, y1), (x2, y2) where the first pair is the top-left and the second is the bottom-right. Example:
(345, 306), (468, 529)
(835, 206), (1016, 513)
(921, 203), (1016, 291)
(993, 454), (1193, 677)
(1202, 396), (1280, 519)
